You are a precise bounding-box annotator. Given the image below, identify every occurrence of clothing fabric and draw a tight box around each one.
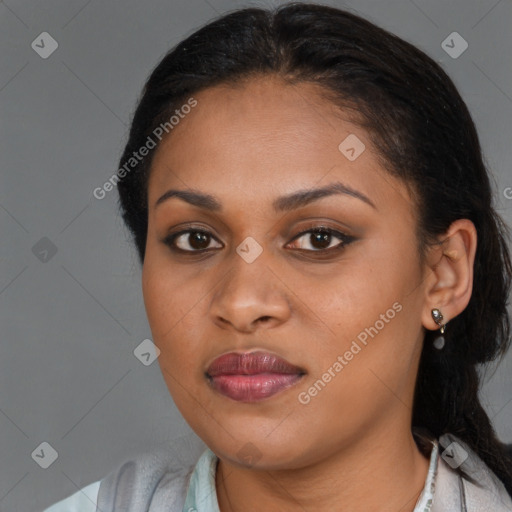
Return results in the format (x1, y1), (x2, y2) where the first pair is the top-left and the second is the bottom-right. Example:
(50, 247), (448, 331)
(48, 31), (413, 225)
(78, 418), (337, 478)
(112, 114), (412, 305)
(183, 431), (439, 512)
(42, 431), (512, 512)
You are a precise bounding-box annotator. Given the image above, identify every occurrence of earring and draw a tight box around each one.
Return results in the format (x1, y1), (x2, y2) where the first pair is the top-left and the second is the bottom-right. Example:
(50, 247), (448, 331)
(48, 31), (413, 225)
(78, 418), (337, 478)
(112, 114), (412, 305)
(431, 308), (447, 350)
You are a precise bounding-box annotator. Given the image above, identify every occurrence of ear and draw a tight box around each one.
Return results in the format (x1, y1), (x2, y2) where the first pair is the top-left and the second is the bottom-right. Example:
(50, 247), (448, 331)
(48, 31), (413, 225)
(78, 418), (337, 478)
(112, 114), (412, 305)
(421, 219), (477, 332)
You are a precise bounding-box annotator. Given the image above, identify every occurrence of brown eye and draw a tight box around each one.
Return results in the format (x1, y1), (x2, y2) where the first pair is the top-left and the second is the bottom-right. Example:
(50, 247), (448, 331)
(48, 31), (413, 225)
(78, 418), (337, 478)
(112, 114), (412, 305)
(164, 229), (222, 252)
(163, 225), (354, 256)
(288, 227), (354, 252)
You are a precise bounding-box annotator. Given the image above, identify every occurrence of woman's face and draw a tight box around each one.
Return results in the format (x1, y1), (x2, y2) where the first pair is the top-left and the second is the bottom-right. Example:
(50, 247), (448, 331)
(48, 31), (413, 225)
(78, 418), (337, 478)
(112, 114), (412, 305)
(142, 75), (431, 469)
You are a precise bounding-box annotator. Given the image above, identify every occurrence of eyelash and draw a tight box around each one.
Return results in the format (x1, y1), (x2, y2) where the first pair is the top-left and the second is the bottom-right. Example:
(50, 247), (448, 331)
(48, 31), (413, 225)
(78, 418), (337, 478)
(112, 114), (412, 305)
(163, 224), (356, 256)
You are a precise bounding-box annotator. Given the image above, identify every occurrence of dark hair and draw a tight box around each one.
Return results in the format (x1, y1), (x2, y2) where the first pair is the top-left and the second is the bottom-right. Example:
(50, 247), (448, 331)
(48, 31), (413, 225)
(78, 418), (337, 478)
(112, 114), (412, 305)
(116, 2), (512, 495)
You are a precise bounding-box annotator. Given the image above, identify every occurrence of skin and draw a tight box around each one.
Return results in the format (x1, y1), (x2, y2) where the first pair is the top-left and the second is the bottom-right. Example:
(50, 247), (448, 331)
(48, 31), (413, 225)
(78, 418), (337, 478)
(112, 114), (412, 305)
(142, 74), (477, 512)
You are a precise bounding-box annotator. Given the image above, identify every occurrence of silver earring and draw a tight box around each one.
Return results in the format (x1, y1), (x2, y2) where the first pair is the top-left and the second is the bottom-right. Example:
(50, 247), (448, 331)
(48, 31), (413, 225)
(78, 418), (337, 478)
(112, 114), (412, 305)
(431, 308), (447, 350)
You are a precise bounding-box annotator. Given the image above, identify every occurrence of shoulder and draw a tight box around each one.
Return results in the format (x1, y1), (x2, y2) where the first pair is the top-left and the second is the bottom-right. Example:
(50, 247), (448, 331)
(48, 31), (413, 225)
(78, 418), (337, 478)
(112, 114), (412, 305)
(42, 436), (206, 512)
(97, 444), (197, 511)
(42, 480), (101, 511)
(432, 433), (512, 512)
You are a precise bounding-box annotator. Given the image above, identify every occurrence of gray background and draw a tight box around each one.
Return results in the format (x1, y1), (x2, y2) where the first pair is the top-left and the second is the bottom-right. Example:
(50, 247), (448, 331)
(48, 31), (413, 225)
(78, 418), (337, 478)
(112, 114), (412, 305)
(1, 0), (511, 510)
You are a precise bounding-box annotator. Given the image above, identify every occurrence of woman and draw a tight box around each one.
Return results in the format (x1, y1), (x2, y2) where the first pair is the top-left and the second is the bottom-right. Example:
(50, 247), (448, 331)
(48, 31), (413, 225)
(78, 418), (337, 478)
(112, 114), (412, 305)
(44, 2), (512, 511)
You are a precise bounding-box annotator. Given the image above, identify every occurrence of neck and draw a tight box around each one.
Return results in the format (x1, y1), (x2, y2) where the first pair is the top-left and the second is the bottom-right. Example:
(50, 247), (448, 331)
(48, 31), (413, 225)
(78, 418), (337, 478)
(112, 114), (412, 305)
(215, 423), (431, 512)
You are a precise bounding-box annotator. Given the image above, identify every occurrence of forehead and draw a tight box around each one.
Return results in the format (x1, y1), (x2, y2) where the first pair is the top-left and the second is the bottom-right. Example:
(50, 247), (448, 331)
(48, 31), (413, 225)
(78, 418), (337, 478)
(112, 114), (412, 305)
(147, 75), (412, 214)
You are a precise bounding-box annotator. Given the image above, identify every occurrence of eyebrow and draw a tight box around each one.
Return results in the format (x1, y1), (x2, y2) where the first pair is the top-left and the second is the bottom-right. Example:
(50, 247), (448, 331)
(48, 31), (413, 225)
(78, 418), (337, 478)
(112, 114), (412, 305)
(154, 181), (376, 212)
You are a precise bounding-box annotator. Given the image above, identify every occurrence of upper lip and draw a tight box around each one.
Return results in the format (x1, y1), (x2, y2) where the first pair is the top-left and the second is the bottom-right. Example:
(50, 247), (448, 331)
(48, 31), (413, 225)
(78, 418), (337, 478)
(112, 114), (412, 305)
(206, 351), (305, 377)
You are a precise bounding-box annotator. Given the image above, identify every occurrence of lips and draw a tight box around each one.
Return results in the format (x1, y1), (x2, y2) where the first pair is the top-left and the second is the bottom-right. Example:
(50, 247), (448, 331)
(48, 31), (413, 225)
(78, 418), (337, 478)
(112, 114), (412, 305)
(206, 351), (306, 402)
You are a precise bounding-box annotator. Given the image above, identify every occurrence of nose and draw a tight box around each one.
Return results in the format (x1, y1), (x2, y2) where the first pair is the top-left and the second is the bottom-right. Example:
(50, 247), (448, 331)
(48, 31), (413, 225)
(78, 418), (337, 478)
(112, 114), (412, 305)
(209, 256), (291, 333)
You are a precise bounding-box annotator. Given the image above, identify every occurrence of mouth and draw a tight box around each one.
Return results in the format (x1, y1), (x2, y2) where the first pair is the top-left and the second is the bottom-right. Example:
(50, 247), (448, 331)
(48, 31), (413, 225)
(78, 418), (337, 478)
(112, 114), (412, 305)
(205, 351), (306, 402)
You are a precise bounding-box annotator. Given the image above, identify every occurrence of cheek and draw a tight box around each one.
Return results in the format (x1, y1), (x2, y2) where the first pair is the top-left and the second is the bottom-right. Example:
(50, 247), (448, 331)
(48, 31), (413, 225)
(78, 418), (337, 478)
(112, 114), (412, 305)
(143, 255), (197, 333)
(305, 248), (421, 386)
(142, 269), (213, 428)
(304, 260), (394, 339)
(143, 283), (202, 415)
(142, 264), (173, 337)
(141, 261), (203, 373)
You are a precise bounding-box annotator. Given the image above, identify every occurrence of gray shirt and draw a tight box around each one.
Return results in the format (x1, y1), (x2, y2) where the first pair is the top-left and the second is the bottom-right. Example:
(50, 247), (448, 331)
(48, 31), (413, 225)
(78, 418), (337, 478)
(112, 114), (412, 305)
(43, 431), (512, 511)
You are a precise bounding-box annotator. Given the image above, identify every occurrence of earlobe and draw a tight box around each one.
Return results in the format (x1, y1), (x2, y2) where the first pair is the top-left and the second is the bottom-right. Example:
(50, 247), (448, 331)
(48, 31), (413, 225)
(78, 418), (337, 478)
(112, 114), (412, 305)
(421, 219), (478, 332)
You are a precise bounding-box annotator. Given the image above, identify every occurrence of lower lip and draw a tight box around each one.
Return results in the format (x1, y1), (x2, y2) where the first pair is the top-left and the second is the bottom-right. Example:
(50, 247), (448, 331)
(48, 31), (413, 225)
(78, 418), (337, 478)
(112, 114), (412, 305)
(208, 373), (304, 402)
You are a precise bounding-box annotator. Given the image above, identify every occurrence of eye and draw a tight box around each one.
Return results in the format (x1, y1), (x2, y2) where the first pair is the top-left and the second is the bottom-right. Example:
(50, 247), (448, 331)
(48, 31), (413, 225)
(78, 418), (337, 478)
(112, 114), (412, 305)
(163, 225), (355, 255)
(287, 226), (355, 252)
(164, 229), (223, 253)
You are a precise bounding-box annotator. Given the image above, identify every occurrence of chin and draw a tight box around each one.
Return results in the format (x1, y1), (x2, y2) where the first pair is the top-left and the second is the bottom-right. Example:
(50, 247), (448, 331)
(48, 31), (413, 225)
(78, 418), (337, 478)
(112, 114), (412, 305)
(193, 420), (316, 470)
